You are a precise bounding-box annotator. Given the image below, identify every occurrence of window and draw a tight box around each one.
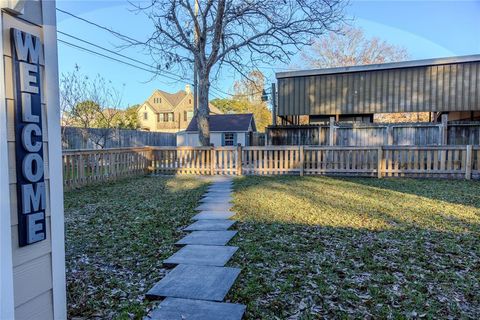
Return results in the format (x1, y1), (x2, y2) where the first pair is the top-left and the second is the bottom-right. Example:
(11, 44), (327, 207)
(223, 132), (236, 146)
(169, 113), (174, 122)
(163, 113), (169, 122)
(184, 111), (188, 121)
(144, 112), (148, 120)
(189, 99), (192, 104)
(157, 114), (160, 122)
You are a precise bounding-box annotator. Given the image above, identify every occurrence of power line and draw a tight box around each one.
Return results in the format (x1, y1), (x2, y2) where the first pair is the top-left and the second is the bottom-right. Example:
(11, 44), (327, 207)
(57, 8), (141, 45)
(57, 37), (225, 101)
(56, 7), (263, 99)
(57, 30), (187, 83)
(58, 39), (167, 77)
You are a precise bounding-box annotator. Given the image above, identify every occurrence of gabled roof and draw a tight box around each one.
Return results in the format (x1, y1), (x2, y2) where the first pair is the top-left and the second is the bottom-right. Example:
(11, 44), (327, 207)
(186, 114), (256, 132)
(156, 89), (187, 107)
(141, 89), (223, 114)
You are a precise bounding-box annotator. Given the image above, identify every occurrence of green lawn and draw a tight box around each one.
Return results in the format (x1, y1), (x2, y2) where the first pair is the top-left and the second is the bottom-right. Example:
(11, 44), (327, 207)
(64, 176), (209, 319)
(228, 176), (480, 319)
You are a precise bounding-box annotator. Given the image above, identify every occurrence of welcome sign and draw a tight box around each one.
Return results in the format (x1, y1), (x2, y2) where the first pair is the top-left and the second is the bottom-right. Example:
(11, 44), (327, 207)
(11, 28), (46, 247)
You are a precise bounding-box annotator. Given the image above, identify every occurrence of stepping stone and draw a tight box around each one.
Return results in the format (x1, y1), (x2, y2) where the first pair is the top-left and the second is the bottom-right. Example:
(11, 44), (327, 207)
(209, 183), (232, 187)
(200, 196), (232, 203)
(200, 199), (232, 205)
(203, 192), (233, 197)
(196, 203), (233, 211)
(210, 181), (233, 185)
(201, 194), (232, 199)
(192, 211), (234, 220)
(208, 184), (233, 189)
(163, 245), (238, 267)
(184, 219), (235, 231)
(147, 297), (246, 320)
(146, 264), (241, 301)
(176, 231), (237, 246)
(207, 188), (233, 193)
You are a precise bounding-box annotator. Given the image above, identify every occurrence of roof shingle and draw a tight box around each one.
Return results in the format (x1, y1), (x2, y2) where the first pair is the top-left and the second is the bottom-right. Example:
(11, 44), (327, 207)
(186, 114), (255, 132)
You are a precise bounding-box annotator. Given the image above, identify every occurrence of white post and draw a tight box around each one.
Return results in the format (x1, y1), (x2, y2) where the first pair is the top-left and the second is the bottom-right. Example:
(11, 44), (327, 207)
(42, 1), (67, 318)
(0, 11), (15, 320)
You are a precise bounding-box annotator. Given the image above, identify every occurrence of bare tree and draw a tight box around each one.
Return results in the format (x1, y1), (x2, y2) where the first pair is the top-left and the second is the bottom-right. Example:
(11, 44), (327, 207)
(301, 26), (430, 123)
(135, 0), (345, 145)
(233, 70), (265, 103)
(301, 26), (409, 68)
(60, 67), (125, 149)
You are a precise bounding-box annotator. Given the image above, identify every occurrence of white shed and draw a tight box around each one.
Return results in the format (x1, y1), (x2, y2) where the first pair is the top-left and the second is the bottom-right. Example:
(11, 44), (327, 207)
(177, 114), (257, 146)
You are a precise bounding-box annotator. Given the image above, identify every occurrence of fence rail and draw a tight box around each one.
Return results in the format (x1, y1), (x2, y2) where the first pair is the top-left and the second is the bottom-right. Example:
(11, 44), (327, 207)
(267, 116), (480, 146)
(62, 145), (480, 189)
(62, 126), (176, 150)
(63, 148), (151, 189)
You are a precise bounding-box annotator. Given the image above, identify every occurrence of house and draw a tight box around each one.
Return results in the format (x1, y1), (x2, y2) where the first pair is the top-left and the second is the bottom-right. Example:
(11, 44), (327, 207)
(274, 54), (480, 125)
(137, 85), (223, 132)
(177, 114), (257, 146)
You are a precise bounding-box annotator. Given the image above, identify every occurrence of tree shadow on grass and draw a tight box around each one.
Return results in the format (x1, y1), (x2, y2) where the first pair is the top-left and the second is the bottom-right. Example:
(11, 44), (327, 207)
(228, 176), (480, 319)
(232, 175), (480, 234)
(338, 176), (480, 209)
(228, 220), (480, 319)
(64, 175), (210, 319)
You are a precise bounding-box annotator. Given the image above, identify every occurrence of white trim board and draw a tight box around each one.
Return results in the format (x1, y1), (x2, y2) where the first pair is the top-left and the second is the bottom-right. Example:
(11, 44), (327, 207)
(42, 1), (67, 319)
(0, 10), (16, 320)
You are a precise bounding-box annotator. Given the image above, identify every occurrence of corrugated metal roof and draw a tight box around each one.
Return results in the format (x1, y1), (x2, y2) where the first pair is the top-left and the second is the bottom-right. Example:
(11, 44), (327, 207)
(276, 54), (480, 79)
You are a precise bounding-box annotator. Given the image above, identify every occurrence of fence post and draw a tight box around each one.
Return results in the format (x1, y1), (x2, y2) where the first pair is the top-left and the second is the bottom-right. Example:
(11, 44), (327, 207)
(439, 114), (448, 145)
(237, 144), (243, 176)
(329, 117), (335, 146)
(210, 146), (216, 175)
(465, 145), (472, 180)
(146, 147), (153, 174)
(377, 147), (383, 179)
(299, 145), (305, 176)
(386, 126), (393, 145)
(78, 154), (85, 185)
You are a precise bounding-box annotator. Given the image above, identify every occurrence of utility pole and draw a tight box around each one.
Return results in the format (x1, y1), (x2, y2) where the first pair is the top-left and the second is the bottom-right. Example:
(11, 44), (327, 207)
(193, 0), (199, 113)
(271, 82), (277, 126)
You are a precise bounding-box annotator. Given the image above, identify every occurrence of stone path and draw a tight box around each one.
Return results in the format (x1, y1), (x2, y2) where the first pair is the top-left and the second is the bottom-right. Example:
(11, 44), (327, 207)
(145, 177), (245, 319)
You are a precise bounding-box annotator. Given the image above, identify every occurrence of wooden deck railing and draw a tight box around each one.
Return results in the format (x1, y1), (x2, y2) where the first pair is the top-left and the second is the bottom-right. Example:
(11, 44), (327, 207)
(62, 145), (480, 189)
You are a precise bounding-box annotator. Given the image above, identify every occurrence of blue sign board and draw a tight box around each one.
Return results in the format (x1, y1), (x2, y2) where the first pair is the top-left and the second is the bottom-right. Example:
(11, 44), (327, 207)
(11, 28), (46, 247)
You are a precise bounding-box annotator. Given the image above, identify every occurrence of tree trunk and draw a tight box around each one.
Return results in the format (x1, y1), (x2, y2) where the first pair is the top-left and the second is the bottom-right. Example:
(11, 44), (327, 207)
(197, 72), (211, 146)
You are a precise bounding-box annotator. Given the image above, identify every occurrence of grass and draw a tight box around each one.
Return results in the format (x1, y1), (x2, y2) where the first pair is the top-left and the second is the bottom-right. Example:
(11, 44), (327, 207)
(228, 176), (480, 319)
(64, 176), (209, 319)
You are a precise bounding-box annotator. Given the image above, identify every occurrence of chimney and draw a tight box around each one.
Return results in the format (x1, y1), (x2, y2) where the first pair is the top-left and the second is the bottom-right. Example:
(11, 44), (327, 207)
(185, 84), (191, 94)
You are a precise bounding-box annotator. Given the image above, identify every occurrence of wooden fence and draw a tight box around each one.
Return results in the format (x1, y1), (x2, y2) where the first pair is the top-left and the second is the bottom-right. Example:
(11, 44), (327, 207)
(62, 145), (480, 189)
(62, 126), (176, 150)
(267, 117), (480, 146)
(62, 148), (151, 189)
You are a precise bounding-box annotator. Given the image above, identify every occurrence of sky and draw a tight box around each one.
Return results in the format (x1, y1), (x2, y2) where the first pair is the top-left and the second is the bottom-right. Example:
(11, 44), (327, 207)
(55, 0), (480, 108)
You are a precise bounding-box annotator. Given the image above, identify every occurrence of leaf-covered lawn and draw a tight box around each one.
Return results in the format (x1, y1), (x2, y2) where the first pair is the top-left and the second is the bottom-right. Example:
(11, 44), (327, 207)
(64, 176), (209, 319)
(228, 176), (480, 319)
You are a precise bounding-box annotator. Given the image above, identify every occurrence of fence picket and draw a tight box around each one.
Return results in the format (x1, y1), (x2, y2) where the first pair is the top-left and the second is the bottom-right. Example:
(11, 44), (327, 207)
(62, 145), (477, 188)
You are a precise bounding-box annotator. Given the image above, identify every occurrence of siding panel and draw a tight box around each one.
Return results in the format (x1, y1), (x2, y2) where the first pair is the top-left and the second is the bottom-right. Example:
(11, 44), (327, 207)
(13, 253), (53, 307)
(277, 60), (480, 115)
(15, 290), (53, 320)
